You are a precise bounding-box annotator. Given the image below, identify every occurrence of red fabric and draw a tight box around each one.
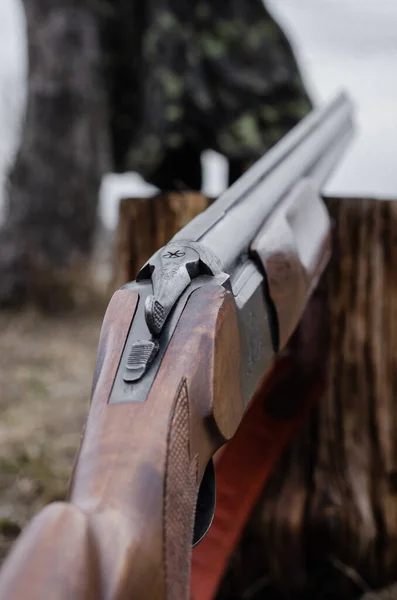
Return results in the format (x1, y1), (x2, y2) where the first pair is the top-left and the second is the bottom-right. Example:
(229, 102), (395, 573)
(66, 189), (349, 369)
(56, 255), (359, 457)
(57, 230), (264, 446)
(190, 357), (324, 600)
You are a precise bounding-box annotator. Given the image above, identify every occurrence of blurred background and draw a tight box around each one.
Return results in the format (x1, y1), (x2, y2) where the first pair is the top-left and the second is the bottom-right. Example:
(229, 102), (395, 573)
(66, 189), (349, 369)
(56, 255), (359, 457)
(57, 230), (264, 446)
(1, 0), (397, 229)
(0, 0), (396, 595)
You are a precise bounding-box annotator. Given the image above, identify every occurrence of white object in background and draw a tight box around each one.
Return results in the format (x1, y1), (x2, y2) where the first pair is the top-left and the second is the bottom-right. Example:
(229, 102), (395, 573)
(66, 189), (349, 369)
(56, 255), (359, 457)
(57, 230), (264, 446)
(100, 151), (229, 231)
(99, 172), (159, 231)
(201, 150), (228, 198)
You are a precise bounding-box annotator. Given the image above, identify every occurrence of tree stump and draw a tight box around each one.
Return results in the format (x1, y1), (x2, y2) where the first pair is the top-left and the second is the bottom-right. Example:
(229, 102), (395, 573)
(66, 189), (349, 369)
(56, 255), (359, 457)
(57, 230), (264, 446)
(218, 197), (397, 600)
(113, 194), (397, 599)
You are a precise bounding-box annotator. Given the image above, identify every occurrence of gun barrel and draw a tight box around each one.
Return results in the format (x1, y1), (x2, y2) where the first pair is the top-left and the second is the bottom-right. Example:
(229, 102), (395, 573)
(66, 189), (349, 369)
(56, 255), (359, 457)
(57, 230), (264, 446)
(173, 92), (354, 271)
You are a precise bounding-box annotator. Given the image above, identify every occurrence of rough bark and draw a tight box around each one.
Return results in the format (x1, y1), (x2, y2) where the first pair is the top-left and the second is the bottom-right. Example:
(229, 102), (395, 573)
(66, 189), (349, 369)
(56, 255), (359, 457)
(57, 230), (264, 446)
(0, 0), (108, 309)
(217, 197), (397, 600)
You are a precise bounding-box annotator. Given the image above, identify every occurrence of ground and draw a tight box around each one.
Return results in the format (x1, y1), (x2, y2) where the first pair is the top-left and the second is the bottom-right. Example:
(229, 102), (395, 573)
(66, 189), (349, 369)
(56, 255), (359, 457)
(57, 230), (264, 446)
(0, 293), (108, 561)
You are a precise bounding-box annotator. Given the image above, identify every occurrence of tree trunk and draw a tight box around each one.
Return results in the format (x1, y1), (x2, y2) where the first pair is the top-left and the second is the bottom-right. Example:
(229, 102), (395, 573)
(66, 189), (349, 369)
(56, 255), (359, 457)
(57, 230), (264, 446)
(0, 0), (108, 309)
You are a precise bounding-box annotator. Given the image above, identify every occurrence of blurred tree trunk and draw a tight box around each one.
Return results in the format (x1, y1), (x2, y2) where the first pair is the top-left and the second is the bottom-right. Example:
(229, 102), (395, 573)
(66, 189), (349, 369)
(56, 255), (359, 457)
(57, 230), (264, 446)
(0, 0), (109, 309)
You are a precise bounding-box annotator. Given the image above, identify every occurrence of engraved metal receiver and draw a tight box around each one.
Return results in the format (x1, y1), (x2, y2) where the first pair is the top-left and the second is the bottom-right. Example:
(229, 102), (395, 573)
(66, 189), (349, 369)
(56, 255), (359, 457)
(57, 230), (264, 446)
(120, 242), (229, 385)
(138, 241), (226, 336)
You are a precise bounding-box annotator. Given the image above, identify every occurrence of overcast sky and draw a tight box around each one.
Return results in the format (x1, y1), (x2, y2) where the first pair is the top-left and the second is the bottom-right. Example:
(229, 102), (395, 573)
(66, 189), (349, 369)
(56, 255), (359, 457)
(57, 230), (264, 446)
(267, 0), (397, 199)
(0, 0), (396, 228)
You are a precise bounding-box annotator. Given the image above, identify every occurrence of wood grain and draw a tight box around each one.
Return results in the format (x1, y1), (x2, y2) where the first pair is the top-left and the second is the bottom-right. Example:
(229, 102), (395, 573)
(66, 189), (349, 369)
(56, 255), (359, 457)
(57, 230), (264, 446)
(0, 280), (243, 600)
(90, 289), (139, 400)
(69, 283), (242, 600)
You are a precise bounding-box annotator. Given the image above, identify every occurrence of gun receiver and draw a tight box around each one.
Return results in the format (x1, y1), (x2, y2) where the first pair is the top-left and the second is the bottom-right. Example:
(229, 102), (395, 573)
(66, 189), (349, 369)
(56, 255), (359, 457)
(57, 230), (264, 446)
(0, 93), (354, 600)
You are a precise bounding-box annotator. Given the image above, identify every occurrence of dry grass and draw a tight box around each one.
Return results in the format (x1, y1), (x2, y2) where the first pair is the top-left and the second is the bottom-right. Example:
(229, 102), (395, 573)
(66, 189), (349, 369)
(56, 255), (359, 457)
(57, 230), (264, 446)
(0, 298), (107, 560)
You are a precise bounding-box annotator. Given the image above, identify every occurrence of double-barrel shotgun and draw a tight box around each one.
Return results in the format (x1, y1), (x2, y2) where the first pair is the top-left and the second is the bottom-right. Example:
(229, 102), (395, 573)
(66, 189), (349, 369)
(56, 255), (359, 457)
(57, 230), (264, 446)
(0, 93), (354, 600)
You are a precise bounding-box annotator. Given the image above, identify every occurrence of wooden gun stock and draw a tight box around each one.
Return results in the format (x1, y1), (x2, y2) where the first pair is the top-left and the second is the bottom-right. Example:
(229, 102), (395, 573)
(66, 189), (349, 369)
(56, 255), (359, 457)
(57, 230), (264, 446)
(0, 285), (243, 600)
(0, 94), (354, 599)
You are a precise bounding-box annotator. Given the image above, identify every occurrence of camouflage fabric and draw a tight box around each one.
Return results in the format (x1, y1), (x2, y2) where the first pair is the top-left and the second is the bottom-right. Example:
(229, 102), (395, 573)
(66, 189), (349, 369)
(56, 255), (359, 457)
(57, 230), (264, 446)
(92, 0), (312, 186)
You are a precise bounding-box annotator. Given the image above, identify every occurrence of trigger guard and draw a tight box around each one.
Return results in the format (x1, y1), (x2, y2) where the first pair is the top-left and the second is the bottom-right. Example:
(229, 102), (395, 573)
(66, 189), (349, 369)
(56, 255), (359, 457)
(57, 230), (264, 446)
(193, 459), (216, 547)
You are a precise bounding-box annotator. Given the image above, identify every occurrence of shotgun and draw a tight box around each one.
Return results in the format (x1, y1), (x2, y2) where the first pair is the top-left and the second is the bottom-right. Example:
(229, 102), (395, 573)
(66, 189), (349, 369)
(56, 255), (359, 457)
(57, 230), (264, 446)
(0, 93), (354, 600)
